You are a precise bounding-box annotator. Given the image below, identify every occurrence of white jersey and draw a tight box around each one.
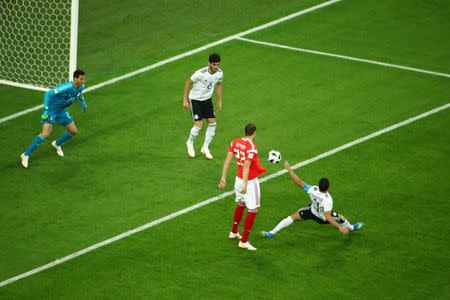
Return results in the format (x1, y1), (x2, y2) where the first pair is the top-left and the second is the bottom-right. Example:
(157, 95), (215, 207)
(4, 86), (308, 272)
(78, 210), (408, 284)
(188, 67), (223, 101)
(305, 184), (333, 221)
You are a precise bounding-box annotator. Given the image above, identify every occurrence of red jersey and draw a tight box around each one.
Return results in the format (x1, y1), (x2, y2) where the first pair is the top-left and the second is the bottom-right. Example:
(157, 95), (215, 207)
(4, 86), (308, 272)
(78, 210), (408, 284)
(228, 137), (266, 180)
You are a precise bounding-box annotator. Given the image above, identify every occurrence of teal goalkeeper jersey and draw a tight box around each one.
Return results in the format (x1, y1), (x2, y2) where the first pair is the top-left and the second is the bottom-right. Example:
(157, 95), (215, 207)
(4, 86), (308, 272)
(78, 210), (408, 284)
(44, 81), (85, 112)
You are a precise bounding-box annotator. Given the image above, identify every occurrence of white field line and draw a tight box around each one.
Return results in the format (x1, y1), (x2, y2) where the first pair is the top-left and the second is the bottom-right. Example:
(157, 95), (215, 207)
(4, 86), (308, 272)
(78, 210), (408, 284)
(236, 37), (450, 78)
(0, 105), (45, 124)
(0, 80), (49, 124)
(1, 102), (448, 287)
(0, 80), (48, 92)
(260, 103), (449, 183)
(0, 0), (342, 125)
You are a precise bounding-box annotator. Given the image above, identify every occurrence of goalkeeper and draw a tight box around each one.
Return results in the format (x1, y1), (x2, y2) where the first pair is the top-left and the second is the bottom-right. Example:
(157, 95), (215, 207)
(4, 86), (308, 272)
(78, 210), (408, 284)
(20, 70), (87, 168)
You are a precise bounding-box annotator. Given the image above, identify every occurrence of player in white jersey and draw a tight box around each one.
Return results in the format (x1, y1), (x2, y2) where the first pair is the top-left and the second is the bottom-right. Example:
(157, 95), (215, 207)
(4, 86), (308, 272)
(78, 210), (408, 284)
(183, 53), (223, 160)
(261, 160), (364, 238)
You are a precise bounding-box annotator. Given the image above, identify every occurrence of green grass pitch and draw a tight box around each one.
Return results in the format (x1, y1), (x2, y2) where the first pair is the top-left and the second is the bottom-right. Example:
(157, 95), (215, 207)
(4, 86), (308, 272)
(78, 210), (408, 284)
(0, 0), (449, 298)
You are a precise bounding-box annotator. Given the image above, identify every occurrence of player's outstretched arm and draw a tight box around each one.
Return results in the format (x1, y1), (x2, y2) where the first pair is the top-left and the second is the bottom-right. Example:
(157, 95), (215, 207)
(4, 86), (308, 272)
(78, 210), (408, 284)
(325, 211), (349, 234)
(183, 79), (193, 109)
(218, 152), (234, 189)
(284, 160), (306, 188)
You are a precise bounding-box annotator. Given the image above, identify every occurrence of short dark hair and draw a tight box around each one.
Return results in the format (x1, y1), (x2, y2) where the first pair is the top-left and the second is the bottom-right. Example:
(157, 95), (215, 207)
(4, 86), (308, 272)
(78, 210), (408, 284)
(319, 178), (330, 192)
(245, 123), (256, 136)
(73, 69), (85, 78)
(209, 53), (221, 63)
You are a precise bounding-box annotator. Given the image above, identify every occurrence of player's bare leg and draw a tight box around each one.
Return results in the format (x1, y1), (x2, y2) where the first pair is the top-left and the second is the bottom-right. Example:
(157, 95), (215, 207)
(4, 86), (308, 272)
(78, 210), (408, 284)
(21, 123), (53, 168)
(262, 212), (302, 238)
(52, 122), (77, 157)
(41, 122), (54, 138)
(238, 208), (258, 251)
(333, 212), (364, 231)
(187, 120), (203, 157)
(201, 118), (216, 159)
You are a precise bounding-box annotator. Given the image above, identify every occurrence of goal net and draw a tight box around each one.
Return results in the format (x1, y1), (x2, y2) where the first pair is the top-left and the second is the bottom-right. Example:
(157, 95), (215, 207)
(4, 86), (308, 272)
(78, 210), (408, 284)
(0, 0), (78, 90)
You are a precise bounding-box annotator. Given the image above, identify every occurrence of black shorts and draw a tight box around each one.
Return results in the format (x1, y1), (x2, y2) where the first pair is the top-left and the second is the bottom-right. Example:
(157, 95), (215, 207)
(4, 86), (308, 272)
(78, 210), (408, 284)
(189, 98), (215, 121)
(298, 205), (338, 224)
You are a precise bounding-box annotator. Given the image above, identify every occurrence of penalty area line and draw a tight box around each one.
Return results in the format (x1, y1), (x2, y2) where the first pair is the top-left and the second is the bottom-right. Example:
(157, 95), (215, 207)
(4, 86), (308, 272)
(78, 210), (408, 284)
(1, 101), (448, 287)
(236, 37), (450, 79)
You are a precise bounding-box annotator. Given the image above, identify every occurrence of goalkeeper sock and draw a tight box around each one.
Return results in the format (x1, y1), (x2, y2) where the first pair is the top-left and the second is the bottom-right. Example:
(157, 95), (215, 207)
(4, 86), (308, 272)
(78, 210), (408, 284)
(270, 216), (294, 234)
(188, 126), (201, 143)
(25, 134), (45, 156)
(55, 131), (73, 146)
(202, 123), (216, 149)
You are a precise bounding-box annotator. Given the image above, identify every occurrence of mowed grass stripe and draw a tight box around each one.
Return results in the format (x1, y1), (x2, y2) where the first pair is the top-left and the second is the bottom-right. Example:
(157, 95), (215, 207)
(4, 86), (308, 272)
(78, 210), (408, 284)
(0, 0), (342, 125)
(1, 102), (448, 288)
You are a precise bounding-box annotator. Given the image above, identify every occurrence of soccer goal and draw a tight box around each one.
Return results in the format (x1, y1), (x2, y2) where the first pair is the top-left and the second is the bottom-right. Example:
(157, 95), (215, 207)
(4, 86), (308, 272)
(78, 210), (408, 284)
(0, 0), (79, 91)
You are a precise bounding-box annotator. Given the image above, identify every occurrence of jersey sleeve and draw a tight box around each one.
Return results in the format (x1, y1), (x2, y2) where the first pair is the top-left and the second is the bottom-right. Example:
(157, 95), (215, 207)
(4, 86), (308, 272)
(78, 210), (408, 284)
(228, 141), (235, 153)
(303, 183), (311, 192)
(306, 185), (319, 195)
(54, 82), (73, 96)
(43, 89), (55, 107)
(190, 70), (201, 82)
(218, 72), (223, 83)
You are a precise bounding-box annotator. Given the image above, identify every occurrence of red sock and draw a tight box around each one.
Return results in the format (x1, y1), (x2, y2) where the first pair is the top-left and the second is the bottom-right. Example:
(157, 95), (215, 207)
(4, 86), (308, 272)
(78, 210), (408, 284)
(231, 204), (245, 233)
(241, 211), (257, 243)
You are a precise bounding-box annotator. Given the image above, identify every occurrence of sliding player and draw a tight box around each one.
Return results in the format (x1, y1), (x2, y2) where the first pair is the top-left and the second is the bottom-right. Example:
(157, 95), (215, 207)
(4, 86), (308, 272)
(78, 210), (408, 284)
(262, 160), (363, 238)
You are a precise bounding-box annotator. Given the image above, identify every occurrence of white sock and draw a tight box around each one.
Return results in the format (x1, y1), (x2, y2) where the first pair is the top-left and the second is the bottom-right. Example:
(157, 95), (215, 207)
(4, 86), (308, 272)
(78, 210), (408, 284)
(270, 216), (294, 234)
(188, 126), (201, 143)
(333, 214), (354, 231)
(341, 220), (354, 231)
(202, 123), (216, 149)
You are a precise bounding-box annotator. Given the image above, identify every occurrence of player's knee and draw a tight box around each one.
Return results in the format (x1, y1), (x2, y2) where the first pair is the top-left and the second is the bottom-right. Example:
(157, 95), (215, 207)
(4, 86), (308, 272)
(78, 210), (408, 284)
(194, 120), (204, 128)
(332, 211), (345, 223)
(66, 125), (78, 136)
(40, 131), (51, 138)
(291, 212), (301, 221)
(248, 208), (258, 213)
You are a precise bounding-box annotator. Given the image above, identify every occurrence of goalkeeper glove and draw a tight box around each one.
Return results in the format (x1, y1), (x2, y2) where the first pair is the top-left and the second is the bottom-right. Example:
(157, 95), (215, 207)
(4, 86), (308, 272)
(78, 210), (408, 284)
(80, 100), (87, 112)
(41, 106), (49, 120)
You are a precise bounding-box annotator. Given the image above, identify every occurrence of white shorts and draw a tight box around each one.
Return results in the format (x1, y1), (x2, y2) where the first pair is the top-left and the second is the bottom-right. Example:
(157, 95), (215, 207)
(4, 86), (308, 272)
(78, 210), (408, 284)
(234, 177), (261, 210)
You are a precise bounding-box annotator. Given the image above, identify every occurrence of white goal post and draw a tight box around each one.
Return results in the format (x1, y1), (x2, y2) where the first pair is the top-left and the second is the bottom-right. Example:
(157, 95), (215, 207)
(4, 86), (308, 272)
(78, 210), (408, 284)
(0, 0), (79, 91)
